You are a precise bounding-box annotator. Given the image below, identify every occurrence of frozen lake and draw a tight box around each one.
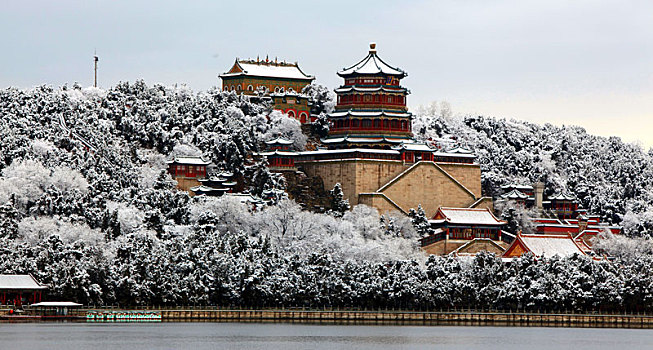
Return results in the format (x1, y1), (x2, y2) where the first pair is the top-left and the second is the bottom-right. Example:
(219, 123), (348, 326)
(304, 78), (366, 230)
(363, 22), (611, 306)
(1, 322), (652, 350)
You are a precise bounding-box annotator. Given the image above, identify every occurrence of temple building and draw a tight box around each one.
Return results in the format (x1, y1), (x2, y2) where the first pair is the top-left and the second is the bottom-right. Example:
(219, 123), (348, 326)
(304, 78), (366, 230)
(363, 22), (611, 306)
(257, 138), (299, 171)
(420, 207), (512, 255)
(220, 57), (315, 124)
(258, 43), (492, 218)
(502, 233), (590, 259)
(496, 183), (621, 246)
(167, 156), (211, 193)
(190, 171), (237, 197)
(0, 274), (47, 307)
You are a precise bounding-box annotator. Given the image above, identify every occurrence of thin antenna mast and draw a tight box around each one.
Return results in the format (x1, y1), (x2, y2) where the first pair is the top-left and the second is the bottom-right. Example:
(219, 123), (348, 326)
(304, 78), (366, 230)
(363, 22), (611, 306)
(94, 50), (99, 88)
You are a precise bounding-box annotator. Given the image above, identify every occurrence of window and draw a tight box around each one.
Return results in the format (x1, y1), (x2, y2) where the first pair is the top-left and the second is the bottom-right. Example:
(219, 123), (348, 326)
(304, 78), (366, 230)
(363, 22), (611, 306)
(288, 110), (296, 119)
(230, 85), (235, 91)
(247, 85), (253, 91)
(236, 85), (241, 91)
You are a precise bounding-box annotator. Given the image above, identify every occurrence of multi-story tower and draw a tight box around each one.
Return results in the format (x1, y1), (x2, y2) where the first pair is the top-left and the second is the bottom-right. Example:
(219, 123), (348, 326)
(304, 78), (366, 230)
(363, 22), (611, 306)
(256, 43), (489, 229)
(325, 43), (413, 148)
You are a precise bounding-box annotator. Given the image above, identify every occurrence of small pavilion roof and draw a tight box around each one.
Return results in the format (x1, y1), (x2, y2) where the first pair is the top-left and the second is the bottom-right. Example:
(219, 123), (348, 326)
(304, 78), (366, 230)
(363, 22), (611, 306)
(549, 193), (576, 201)
(166, 156), (211, 165)
(338, 43), (407, 77)
(447, 146), (474, 154)
(501, 189), (530, 200)
(431, 207), (506, 226)
(0, 275), (47, 290)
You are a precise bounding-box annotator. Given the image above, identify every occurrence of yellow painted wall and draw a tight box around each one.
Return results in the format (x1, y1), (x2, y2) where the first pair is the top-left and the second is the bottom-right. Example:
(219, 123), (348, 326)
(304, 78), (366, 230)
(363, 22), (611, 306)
(301, 160), (484, 219)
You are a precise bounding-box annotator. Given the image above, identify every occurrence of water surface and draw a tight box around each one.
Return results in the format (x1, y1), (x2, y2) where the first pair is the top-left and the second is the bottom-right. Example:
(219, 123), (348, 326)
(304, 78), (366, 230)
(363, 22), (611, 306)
(1, 322), (651, 350)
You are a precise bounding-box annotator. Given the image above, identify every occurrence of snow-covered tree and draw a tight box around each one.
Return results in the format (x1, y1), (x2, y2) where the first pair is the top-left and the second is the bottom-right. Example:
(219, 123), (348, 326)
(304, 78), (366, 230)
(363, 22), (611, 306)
(328, 183), (350, 217)
(408, 205), (432, 237)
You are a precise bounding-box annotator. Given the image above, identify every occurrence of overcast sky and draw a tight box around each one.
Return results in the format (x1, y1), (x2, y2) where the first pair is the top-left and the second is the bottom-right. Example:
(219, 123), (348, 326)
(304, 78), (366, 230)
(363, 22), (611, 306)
(2, 0), (652, 147)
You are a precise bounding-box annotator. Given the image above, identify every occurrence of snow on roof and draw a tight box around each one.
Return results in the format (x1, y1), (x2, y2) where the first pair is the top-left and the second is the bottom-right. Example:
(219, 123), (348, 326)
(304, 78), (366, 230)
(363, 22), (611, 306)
(392, 143), (434, 152)
(321, 136), (408, 144)
(220, 60), (314, 80)
(432, 151), (477, 159)
(30, 302), (82, 307)
(549, 193), (576, 201)
(501, 183), (534, 190)
(338, 43), (407, 77)
(518, 234), (585, 258)
(190, 185), (229, 193)
(265, 137), (294, 145)
(255, 150), (299, 156)
(269, 90), (311, 98)
(298, 148), (400, 156)
(435, 207), (506, 226)
(329, 110), (412, 118)
(166, 156), (211, 165)
(225, 193), (264, 204)
(200, 177), (228, 182)
(501, 189), (530, 200)
(0, 275), (47, 290)
(447, 147), (474, 154)
(334, 86), (407, 93)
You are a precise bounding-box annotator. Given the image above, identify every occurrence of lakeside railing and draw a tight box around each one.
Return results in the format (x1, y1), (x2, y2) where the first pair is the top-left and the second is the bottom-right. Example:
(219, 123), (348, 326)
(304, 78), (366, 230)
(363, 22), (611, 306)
(6, 305), (653, 328)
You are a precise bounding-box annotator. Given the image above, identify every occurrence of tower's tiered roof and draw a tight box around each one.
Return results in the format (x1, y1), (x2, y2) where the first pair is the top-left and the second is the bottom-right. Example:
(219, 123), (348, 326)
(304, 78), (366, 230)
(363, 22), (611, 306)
(338, 43), (407, 78)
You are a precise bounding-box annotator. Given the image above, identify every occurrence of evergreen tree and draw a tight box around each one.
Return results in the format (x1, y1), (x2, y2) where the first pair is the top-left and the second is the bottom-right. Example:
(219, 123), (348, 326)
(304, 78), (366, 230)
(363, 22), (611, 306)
(328, 183), (350, 217)
(408, 204), (432, 237)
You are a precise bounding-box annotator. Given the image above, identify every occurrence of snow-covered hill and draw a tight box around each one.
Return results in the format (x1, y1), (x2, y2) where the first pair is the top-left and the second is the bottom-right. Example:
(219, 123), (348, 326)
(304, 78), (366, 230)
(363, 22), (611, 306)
(0, 83), (651, 310)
